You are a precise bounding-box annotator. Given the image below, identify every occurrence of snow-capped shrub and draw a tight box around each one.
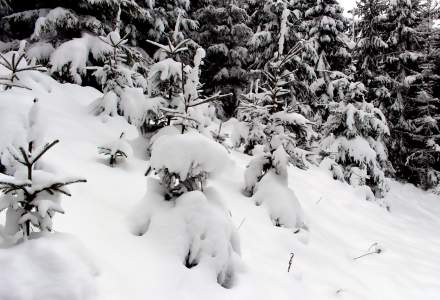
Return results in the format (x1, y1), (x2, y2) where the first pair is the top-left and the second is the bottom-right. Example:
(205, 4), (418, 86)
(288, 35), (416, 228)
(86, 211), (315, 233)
(98, 132), (133, 167)
(243, 144), (307, 232)
(26, 42), (55, 63)
(149, 132), (229, 199)
(237, 53), (317, 168)
(133, 131), (240, 288)
(254, 171), (306, 230)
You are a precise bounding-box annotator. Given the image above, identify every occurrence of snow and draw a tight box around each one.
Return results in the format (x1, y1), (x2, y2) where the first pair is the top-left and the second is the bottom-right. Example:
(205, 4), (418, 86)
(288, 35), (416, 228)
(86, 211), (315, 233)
(0, 75), (440, 300)
(26, 42), (55, 62)
(147, 58), (182, 95)
(0, 233), (98, 300)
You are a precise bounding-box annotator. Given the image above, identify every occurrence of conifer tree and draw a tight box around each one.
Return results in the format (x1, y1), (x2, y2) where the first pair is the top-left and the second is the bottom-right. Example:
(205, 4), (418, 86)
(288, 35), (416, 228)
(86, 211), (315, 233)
(98, 132), (133, 167)
(321, 81), (392, 202)
(145, 33), (230, 136)
(298, 0), (353, 124)
(0, 42), (46, 90)
(192, 0), (253, 116)
(239, 53), (317, 159)
(89, 11), (147, 122)
(245, 0), (318, 118)
(0, 100), (86, 241)
(136, 132), (241, 288)
(352, 0), (390, 105)
(380, 0), (440, 190)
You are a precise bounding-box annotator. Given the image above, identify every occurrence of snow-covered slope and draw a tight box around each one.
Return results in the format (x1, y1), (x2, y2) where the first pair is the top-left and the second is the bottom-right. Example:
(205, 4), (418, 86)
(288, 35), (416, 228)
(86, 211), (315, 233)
(1, 79), (439, 300)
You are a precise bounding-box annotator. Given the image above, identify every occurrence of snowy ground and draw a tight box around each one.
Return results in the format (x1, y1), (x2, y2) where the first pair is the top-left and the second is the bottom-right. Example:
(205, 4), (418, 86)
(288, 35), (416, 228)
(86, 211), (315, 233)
(1, 78), (440, 300)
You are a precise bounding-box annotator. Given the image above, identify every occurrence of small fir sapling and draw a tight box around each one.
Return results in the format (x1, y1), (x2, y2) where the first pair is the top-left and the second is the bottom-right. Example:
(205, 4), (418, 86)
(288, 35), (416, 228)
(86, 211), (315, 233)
(89, 6), (148, 122)
(238, 37), (309, 231)
(0, 100), (86, 241)
(0, 42), (46, 90)
(239, 80), (309, 229)
(98, 132), (133, 167)
(243, 146), (307, 231)
(237, 44), (317, 167)
(147, 36), (231, 135)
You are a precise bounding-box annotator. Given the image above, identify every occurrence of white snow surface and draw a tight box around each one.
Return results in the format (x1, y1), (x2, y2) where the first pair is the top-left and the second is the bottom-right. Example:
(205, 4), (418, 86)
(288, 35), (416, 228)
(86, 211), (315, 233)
(0, 75), (440, 299)
(0, 233), (98, 300)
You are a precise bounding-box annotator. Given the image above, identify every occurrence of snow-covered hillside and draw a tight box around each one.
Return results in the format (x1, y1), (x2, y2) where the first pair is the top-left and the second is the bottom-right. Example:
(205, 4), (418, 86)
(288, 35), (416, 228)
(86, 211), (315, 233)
(0, 75), (439, 300)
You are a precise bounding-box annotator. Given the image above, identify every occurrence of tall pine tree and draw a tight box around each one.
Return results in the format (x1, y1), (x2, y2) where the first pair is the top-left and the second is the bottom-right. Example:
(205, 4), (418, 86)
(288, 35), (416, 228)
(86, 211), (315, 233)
(192, 0), (253, 117)
(381, 0), (440, 190)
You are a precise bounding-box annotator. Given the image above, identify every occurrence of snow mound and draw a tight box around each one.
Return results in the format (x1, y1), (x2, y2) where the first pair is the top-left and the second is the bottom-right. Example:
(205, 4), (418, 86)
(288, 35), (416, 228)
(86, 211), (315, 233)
(253, 171), (306, 231)
(0, 234), (98, 300)
(130, 178), (241, 288)
(150, 132), (229, 180)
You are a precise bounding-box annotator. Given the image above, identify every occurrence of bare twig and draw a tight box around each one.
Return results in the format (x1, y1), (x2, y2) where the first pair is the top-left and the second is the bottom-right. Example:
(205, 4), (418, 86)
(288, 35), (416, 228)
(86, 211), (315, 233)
(288, 253), (295, 272)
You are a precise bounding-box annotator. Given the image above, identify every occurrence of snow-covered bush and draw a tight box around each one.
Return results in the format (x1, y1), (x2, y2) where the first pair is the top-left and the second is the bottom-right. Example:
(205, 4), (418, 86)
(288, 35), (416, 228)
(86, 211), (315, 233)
(321, 82), (392, 202)
(254, 171), (306, 230)
(149, 132), (229, 199)
(243, 145), (307, 232)
(0, 100), (86, 241)
(98, 132), (133, 167)
(131, 178), (241, 288)
(133, 132), (241, 288)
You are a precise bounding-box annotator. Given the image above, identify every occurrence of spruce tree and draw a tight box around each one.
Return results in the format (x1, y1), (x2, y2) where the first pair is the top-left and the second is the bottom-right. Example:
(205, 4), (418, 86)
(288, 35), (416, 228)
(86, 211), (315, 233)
(299, 0), (353, 124)
(0, 100), (86, 241)
(144, 32), (230, 136)
(352, 0), (390, 105)
(245, 0), (318, 119)
(381, 0), (440, 190)
(192, 0), (253, 117)
(89, 13), (147, 122)
(321, 81), (392, 202)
